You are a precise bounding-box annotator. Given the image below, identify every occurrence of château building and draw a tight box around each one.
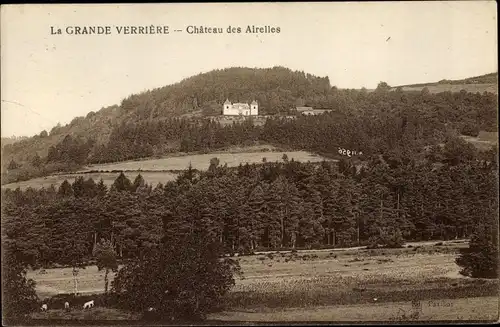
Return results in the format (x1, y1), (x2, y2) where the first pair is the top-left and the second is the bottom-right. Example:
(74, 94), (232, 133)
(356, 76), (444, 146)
(295, 106), (335, 116)
(223, 99), (259, 116)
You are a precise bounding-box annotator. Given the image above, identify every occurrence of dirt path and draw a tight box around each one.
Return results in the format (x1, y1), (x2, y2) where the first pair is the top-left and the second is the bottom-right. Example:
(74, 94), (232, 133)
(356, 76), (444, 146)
(252, 239), (467, 255)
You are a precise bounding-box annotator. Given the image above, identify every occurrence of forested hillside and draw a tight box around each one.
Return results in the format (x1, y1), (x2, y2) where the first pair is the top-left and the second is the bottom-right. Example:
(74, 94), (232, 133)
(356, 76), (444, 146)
(120, 66), (332, 118)
(1, 67), (498, 185)
(1, 67), (330, 170)
(2, 139), (497, 266)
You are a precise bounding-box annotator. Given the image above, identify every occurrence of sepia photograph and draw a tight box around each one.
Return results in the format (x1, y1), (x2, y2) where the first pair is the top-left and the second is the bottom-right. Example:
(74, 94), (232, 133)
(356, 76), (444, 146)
(1, 2), (498, 325)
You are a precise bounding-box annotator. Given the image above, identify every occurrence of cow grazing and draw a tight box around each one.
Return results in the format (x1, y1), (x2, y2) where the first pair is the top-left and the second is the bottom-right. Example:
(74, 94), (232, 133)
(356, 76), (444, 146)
(83, 300), (94, 309)
(41, 304), (48, 312)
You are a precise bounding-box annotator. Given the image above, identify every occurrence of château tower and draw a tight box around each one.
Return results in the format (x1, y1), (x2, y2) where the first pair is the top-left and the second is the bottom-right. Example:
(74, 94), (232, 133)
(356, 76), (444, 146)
(250, 100), (258, 115)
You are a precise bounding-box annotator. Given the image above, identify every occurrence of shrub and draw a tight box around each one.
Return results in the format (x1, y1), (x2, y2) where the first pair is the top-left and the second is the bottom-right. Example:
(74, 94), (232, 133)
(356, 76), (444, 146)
(460, 122), (480, 137)
(237, 245), (253, 256)
(381, 228), (405, 248)
(367, 228), (405, 249)
(456, 222), (498, 278)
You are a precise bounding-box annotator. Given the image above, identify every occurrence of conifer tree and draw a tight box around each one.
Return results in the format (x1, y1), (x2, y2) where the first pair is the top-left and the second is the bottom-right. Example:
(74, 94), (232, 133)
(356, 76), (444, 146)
(58, 180), (74, 197)
(248, 184), (268, 249)
(131, 174), (146, 193)
(111, 172), (133, 192)
(96, 178), (108, 197)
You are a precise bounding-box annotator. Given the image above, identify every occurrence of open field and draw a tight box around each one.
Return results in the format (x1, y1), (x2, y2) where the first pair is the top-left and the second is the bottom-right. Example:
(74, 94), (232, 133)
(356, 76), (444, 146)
(27, 240), (468, 299)
(2, 148), (330, 190)
(27, 240), (498, 322)
(461, 131), (498, 151)
(81, 150), (328, 172)
(1, 171), (178, 190)
(395, 83), (497, 94)
(210, 296), (498, 322)
(28, 296), (499, 322)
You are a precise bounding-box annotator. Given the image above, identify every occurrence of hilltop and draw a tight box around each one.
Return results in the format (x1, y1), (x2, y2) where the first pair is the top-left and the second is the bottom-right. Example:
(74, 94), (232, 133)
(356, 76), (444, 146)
(392, 72), (498, 94)
(1, 66), (331, 161)
(399, 72), (498, 88)
(1, 67), (498, 186)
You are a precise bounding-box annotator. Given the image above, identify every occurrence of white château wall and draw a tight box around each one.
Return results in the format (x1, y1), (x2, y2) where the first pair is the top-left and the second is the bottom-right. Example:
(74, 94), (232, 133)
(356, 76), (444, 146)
(223, 99), (258, 116)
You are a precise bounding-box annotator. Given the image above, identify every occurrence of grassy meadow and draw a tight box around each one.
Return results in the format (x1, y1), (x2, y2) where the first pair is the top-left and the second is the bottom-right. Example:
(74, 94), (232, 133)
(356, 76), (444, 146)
(81, 150), (328, 172)
(397, 83), (497, 94)
(2, 147), (332, 190)
(211, 296), (498, 322)
(1, 171), (178, 191)
(461, 131), (498, 151)
(27, 240), (499, 322)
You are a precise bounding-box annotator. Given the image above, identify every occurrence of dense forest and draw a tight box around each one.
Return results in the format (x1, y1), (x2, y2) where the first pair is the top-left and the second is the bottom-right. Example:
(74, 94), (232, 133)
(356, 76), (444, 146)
(90, 86), (497, 163)
(1, 67), (498, 269)
(2, 69), (498, 183)
(2, 136), (497, 267)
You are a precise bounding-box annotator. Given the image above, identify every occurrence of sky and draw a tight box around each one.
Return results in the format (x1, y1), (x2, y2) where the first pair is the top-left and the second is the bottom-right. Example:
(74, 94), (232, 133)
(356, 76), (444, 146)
(1, 2), (497, 137)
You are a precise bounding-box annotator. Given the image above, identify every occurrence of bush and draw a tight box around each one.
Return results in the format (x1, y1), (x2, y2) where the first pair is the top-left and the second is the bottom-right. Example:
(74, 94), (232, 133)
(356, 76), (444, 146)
(456, 222), (498, 278)
(237, 245), (254, 256)
(111, 233), (242, 321)
(367, 228), (405, 249)
(460, 122), (480, 137)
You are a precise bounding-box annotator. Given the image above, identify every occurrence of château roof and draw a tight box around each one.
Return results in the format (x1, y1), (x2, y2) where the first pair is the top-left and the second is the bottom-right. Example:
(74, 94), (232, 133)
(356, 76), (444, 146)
(224, 100), (258, 106)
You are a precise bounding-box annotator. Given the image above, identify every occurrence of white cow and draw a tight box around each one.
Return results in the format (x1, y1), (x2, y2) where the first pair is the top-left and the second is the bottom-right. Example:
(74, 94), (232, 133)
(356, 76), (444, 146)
(41, 304), (48, 312)
(64, 302), (70, 311)
(83, 300), (94, 309)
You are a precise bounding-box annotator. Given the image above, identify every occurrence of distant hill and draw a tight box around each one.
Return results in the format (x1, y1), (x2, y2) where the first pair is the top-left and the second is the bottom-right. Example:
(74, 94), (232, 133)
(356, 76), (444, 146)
(1, 67), (332, 165)
(398, 72), (498, 88)
(392, 72), (498, 94)
(1, 136), (28, 147)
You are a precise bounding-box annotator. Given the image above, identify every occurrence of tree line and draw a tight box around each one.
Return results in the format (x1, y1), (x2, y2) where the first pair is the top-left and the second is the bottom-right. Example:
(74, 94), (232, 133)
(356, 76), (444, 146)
(2, 139), (497, 323)
(88, 86), (499, 164)
(3, 139), (497, 267)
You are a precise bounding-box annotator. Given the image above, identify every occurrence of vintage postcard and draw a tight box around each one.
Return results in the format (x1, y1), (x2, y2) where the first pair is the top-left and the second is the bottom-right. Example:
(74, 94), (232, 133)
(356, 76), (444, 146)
(1, 2), (498, 325)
